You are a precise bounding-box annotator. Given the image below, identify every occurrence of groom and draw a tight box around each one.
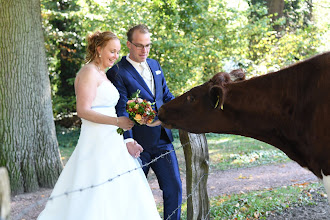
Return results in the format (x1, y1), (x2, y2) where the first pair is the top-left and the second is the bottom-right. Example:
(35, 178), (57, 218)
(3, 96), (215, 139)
(107, 24), (182, 220)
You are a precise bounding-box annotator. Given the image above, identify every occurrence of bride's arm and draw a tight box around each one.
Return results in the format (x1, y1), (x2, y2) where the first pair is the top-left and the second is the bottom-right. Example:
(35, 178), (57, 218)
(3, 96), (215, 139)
(75, 67), (133, 130)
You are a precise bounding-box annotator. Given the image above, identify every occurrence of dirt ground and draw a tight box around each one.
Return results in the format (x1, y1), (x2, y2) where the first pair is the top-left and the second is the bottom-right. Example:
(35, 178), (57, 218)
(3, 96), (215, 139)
(10, 161), (330, 220)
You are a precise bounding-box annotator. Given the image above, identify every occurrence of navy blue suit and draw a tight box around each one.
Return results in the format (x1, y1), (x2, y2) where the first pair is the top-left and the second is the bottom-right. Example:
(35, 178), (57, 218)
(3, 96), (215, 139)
(107, 56), (182, 220)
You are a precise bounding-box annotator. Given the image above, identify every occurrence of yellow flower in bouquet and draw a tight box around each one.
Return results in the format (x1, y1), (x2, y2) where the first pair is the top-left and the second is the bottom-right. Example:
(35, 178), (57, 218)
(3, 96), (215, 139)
(117, 90), (156, 135)
(134, 114), (142, 123)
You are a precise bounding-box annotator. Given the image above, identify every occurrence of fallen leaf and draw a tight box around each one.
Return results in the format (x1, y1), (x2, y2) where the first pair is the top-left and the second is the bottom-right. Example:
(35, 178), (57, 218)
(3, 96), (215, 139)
(254, 211), (260, 218)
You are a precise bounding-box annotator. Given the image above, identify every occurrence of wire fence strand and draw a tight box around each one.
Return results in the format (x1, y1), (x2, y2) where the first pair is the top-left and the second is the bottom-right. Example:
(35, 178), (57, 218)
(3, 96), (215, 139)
(165, 173), (209, 220)
(14, 143), (189, 220)
(13, 141), (319, 220)
(13, 139), (232, 220)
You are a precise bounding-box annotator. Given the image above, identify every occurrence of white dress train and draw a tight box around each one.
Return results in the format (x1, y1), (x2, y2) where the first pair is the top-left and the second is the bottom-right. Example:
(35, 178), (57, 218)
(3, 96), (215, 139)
(38, 81), (161, 220)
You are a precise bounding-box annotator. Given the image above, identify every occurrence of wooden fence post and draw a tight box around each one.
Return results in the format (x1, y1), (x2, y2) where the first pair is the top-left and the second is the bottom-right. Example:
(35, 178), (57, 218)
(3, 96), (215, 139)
(0, 167), (10, 220)
(179, 130), (210, 220)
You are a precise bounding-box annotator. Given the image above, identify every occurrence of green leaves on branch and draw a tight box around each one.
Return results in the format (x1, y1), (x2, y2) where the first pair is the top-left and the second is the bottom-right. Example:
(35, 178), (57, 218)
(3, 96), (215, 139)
(42, 0), (328, 117)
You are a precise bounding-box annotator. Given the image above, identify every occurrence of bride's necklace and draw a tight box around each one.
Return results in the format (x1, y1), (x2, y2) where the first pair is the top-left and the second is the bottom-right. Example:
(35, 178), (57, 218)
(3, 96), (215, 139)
(93, 63), (105, 75)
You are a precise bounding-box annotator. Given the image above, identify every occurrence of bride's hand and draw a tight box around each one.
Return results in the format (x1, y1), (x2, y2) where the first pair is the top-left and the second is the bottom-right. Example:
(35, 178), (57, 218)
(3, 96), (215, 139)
(146, 120), (162, 127)
(117, 116), (134, 130)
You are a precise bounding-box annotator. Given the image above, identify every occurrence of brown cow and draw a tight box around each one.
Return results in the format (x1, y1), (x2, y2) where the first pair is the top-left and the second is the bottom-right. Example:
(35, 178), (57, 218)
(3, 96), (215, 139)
(158, 51), (330, 202)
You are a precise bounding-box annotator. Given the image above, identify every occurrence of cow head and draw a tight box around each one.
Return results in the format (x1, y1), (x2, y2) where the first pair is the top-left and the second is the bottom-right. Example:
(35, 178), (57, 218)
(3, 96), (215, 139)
(158, 69), (245, 133)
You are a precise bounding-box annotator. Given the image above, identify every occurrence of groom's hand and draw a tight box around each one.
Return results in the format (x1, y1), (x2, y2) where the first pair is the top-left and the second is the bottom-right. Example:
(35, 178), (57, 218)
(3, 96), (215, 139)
(146, 119), (162, 127)
(126, 141), (143, 158)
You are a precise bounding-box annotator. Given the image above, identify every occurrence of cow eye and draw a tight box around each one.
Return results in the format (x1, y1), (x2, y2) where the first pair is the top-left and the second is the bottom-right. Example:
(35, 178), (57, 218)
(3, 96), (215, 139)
(187, 95), (195, 103)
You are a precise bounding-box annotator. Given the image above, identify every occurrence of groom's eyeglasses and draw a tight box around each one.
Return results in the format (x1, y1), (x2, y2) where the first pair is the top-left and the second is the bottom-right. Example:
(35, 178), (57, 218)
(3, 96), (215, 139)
(129, 41), (152, 50)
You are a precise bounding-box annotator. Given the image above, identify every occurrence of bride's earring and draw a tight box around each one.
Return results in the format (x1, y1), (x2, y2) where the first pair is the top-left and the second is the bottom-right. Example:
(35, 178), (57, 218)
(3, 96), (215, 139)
(99, 54), (101, 58)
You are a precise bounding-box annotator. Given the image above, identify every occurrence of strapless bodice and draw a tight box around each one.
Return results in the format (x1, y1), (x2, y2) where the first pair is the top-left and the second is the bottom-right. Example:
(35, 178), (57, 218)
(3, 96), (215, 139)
(83, 81), (119, 123)
(91, 80), (119, 108)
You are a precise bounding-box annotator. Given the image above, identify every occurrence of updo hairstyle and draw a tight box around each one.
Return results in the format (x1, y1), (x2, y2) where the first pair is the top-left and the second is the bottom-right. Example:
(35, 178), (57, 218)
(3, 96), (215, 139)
(85, 31), (118, 63)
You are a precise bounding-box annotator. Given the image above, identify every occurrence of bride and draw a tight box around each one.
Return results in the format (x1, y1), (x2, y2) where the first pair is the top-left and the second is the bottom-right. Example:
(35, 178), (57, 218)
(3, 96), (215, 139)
(38, 31), (161, 220)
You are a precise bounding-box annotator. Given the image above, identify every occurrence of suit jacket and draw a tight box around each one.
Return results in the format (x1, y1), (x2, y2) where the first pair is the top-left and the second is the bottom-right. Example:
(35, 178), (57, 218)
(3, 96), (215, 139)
(107, 56), (174, 151)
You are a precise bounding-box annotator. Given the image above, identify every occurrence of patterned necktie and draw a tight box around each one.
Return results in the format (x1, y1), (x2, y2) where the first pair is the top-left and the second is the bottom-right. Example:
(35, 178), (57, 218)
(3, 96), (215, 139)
(140, 63), (151, 80)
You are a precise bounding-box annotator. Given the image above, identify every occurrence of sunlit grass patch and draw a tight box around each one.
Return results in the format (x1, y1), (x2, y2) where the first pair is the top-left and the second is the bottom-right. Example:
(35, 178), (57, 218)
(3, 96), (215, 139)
(207, 134), (290, 170)
(172, 131), (291, 172)
(208, 182), (325, 220)
(210, 149), (290, 170)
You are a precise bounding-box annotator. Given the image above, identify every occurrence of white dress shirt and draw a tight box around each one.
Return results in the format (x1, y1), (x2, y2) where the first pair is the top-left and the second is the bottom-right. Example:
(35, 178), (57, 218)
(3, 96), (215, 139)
(126, 54), (155, 96)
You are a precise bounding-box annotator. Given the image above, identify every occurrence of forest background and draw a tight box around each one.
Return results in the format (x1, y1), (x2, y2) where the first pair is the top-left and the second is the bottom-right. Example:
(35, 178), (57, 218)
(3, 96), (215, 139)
(44, 0), (330, 119)
(1, 0), (329, 196)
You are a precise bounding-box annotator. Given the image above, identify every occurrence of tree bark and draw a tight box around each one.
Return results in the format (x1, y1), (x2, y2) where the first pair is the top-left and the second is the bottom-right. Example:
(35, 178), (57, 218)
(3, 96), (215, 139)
(266, 0), (284, 31)
(267, 0), (284, 19)
(0, 168), (10, 220)
(0, 0), (63, 194)
(179, 130), (210, 220)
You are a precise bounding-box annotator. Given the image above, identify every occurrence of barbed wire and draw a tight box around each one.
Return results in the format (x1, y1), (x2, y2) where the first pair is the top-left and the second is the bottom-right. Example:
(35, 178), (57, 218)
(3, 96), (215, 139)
(14, 143), (188, 220)
(166, 173), (209, 220)
(14, 139), (215, 220)
(12, 142), (320, 220)
(191, 173), (319, 220)
(176, 168), (320, 220)
(202, 208), (212, 220)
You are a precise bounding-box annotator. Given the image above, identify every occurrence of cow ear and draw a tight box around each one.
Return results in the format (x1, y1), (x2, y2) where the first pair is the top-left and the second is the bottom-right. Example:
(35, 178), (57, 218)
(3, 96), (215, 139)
(209, 86), (225, 110)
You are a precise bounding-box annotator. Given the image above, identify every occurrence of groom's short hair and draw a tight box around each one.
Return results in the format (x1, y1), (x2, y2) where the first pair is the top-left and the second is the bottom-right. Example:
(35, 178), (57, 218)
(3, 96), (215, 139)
(127, 24), (150, 42)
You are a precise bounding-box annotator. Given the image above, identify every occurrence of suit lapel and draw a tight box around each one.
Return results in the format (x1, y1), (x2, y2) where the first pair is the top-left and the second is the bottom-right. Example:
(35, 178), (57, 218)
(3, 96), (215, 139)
(121, 58), (153, 96)
(147, 59), (161, 99)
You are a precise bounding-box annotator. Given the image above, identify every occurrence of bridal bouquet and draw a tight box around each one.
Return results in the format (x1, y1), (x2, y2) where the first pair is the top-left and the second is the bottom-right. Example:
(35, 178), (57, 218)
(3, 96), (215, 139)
(117, 90), (156, 135)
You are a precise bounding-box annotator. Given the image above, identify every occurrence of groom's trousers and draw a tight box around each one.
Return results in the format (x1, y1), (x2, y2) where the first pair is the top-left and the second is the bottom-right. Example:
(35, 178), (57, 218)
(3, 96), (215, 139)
(140, 144), (182, 220)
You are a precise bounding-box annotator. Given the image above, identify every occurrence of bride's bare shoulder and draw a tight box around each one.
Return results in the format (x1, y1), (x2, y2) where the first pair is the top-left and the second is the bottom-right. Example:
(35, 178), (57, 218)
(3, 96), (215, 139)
(77, 64), (97, 77)
(75, 64), (98, 85)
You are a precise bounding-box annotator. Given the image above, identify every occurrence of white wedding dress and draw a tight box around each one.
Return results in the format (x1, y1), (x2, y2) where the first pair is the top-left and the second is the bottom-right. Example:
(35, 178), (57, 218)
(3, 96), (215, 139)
(38, 80), (161, 220)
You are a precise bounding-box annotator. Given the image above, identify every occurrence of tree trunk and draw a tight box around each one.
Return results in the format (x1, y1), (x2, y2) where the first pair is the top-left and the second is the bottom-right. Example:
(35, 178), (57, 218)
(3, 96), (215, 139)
(0, 168), (10, 220)
(267, 0), (284, 19)
(179, 130), (210, 220)
(0, 0), (63, 195)
(266, 0), (284, 32)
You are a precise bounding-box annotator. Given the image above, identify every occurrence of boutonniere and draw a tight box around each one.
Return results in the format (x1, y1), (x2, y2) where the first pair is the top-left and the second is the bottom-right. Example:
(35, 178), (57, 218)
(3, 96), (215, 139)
(155, 70), (161, 75)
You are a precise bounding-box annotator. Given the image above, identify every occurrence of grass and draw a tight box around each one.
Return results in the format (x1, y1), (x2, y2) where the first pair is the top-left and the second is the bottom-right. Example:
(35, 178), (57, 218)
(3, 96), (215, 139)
(206, 133), (290, 170)
(176, 182), (327, 220)
(171, 130), (291, 173)
(56, 126), (80, 164)
(56, 126), (324, 219)
(207, 182), (326, 220)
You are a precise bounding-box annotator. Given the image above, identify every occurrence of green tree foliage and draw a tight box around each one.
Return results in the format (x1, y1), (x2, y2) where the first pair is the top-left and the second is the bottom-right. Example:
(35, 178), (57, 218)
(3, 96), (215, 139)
(284, 0), (313, 28)
(41, 0), (88, 117)
(245, 0), (322, 74)
(41, 0), (329, 117)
